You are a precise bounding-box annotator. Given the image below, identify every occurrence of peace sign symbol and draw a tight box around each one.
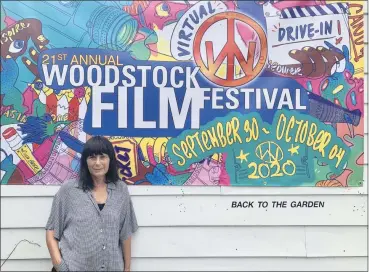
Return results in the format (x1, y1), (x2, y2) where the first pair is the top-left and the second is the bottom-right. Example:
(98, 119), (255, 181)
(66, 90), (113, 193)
(193, 12), (268, 87)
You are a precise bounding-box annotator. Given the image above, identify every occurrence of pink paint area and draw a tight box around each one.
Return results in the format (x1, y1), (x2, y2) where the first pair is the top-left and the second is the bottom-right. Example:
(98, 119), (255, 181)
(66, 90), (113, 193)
(133, 32), (145, 42)
(222, 1), (236, 10)
(236, 23), (261, 61)
(16, 136), (55, 182)
(272, 0), (326, 10)
(131, 1), (190, 30)
(49, 154), (73, 181)
(33, 135), (56, 166)
(146, 146), (158, 166)
(356, 153), (364, 165)
(185, 159), (221, 186)
(336, 123), (363, 147)
(219, 153), (230, 186)
(4, 16), (16, 28)
(330, 169), (352, 187)
(19, 135), (80, 185)
(345, 71), (364, 113)
(73, 87), (85, 99)
(167, 164), (194, 176)
(133, 29), (159, 57)
(22, 86), (39, 115)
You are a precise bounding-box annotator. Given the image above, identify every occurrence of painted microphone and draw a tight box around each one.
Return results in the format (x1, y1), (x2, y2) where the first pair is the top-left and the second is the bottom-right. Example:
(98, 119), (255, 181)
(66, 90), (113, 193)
(307, 92), (361, 126)
(74, 1), (137, 51)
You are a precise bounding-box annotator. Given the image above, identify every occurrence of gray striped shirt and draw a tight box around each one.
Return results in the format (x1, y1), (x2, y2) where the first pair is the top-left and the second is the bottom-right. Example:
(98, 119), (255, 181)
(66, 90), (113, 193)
(46, 179), (138, 271)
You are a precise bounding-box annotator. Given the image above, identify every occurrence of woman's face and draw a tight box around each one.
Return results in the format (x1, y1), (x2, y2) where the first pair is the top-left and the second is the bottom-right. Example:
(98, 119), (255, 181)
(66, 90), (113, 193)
(86, 153), (110, 179)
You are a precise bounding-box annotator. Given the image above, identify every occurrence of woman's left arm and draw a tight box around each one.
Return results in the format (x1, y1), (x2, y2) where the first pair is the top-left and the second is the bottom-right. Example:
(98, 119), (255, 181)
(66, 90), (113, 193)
(119, 183), (139, 271)
(122, 237), (132, 271)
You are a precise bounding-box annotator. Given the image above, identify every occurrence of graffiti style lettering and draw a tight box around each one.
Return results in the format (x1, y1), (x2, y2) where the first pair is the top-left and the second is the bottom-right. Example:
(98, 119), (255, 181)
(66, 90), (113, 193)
(172, 1), (218, 58)
(2, 109), (27, 123)
(266, 61), (302, 76)
(349, 4), (364, 62)
(111, 139), (138, 181)
(278, 21), (333, 42)
(170, 116), (243, 167)
(170, 1), (229, 60)
(168, 110), (349, 182)
(114, 146), (133, 178)
(275, 113), (347, 169)
(247, 160), (296, 179)
(51, 113), (69, 122)
(248, 140), (296, 179)
(0, 22), (30, 44)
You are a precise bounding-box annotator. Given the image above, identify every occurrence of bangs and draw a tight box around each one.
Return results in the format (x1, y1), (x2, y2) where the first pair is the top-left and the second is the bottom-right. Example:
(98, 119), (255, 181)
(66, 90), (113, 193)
(82, 136), (112, 158)
(79, 135), (120, 188)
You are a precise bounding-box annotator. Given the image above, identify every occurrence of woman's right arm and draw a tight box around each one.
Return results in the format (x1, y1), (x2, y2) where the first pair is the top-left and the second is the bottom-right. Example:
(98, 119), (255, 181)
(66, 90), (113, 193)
(46, 230), (62, 268)
(45, 186), (68, 271)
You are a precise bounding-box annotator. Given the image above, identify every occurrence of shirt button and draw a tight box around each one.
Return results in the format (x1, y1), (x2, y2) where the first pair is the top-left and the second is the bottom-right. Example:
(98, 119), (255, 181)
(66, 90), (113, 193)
(102, 245), (106, 250)
(100, 229), (103, 233)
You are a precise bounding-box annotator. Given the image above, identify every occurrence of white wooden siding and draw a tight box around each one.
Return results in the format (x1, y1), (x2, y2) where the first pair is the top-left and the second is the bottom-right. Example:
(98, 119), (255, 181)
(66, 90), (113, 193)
(1, 194), (368, 228)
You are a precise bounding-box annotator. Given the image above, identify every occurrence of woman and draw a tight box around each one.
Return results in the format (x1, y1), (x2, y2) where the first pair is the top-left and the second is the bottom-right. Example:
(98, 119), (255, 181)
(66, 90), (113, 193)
(46, 136), (138, 271)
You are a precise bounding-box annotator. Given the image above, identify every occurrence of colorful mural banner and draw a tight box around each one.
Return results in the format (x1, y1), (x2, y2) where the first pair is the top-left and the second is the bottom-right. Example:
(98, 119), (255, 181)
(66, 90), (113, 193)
(0, 0), (365, 187)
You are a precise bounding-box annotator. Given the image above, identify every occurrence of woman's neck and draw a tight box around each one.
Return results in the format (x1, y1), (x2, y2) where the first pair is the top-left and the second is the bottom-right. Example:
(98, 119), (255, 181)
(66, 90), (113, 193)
(92, 176), (107, 190)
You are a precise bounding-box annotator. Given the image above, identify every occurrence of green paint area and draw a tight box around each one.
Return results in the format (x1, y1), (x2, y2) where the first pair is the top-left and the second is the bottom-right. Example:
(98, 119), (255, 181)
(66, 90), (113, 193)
(313, 135), (364, 187)
(344, 135), (364, 187)
(167, 110), (351, 186)
(1, 4), (6, 31)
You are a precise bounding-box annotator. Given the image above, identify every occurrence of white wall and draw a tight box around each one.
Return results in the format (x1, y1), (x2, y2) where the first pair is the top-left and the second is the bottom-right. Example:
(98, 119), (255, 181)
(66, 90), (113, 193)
(1, 183), (368, 271)
(1, 6), (368, 272)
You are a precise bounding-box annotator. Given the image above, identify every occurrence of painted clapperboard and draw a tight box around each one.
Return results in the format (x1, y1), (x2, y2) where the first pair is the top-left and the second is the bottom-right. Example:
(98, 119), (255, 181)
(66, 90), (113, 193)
(263, 1), (350, 75)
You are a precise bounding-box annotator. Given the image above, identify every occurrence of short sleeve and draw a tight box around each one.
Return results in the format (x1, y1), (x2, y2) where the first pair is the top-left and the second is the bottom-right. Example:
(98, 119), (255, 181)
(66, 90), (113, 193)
(45, 189), (67, 240)
(119, 192), (139, 242)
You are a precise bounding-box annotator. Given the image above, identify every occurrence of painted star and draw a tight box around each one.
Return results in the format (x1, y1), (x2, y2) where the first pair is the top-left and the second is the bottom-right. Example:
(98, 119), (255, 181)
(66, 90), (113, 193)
(270, 158), (279, 168)
(236, 150), (249, 163)
(288, 144), (300, 156)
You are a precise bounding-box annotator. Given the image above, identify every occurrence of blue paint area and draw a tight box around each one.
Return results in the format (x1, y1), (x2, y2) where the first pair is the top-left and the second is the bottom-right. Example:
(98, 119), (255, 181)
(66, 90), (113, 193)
(18, 114), (52, 144)
(145, 163), (174, 185)
(0, 152), (17, 185)
(59, 131), (84, 154)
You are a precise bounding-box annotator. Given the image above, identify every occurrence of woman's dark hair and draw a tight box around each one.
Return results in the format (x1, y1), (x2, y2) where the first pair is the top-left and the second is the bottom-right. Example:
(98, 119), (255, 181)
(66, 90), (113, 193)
(79, 136), (119, 191)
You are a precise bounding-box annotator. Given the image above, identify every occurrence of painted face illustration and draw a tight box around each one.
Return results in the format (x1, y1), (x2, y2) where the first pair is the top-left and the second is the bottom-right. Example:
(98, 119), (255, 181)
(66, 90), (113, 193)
(1, 18), (49, 90)
(124, 1), (190, 30)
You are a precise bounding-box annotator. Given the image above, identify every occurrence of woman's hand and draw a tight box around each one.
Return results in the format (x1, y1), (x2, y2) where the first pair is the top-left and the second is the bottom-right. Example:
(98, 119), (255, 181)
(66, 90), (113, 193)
(123, 237), (132, 271)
